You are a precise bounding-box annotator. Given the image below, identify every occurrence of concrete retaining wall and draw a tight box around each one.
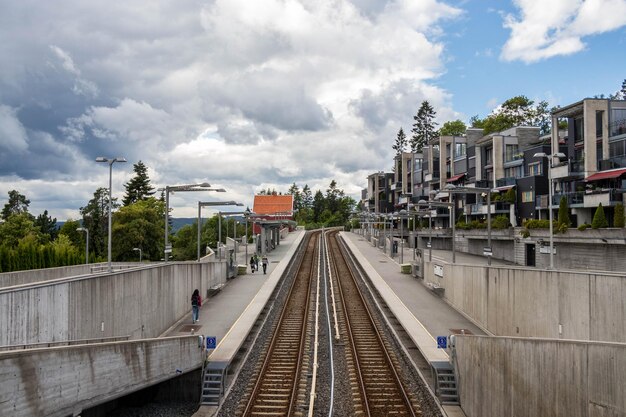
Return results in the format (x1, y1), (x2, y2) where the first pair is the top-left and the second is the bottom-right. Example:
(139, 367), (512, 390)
(0, 262), (227, 346)
(455, 336), (626, 417)
(0, 263), (107, 288)
(424, 262), (626, 342)
(0, 336), (204, 417)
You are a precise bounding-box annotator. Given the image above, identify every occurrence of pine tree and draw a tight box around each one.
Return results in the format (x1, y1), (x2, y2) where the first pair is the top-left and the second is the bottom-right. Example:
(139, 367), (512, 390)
(392, 127), (407, 156)
(122, 161), (155, 206)
(557, 196), (570, 227)
(614, 203), (624, 228)
(591, 203), (608, 229)
(34, 210), (58, 241)
(301, 185), (313, 209)
(411, 101), (438, 153)
(287, 183), (302, 212)
(1, 190), (31, 220)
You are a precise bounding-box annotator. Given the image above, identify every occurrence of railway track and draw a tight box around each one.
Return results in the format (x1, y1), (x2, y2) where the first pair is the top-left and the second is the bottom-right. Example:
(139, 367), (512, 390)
(328, 230), (421, 417)
(239, 231), (319, 416)
(236, 229), (423, 417)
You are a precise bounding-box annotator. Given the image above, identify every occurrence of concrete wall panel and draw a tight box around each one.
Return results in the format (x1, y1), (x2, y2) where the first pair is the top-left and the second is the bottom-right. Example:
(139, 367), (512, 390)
(0, 262), (227, 346)
(424, 261), (625, 342)
(0, 336), (203, 417)
(456, 336), (624, 417)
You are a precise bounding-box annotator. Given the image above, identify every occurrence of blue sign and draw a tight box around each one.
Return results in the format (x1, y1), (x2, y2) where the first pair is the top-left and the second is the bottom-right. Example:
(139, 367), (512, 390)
(206, 336), (217, 349)
(437, 336), (447, 349)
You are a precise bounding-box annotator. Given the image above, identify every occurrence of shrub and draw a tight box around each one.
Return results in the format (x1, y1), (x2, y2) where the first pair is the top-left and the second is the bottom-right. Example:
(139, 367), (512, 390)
(520, 228), (530, 238)
(557, 196), (570, 228)
(615, 203), (625, 228)
(577, 223), (590, 231)
(492, 215), (511, 229)
(591, 203), (608, 229)
(522, 219), (552, 229)
(502, 188), (516, 204)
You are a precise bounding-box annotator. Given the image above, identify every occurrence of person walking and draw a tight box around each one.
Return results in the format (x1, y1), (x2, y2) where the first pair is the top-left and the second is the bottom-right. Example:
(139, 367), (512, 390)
(262, 255), (268, 274)
(249, 256), (256, 273)
(254, 253), (259, 271)
(191, 289), (202, 324)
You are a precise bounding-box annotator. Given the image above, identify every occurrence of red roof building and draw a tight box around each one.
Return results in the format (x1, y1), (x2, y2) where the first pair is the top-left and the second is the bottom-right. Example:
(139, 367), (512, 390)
(252, 194), (294, 233)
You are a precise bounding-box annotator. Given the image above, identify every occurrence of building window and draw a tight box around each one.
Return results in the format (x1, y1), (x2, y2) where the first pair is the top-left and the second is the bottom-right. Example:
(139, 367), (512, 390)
(574, 117), (584, 142)
(454, 143), (466, 159)
(611, 108), (626, 137)
(521, 191), (534, 203)
(527, 162), (542, 176)
(505, 144), (519, 162)
(596, 111), (603, 138)
(610, 139), (626, 158)
(485, 147), (493, 165)
(504, 166), (523, 178)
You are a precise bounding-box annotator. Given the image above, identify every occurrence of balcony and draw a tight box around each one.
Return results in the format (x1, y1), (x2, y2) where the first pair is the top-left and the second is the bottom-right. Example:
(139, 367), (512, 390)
(600, 156), (626, 170)
(551, 191), (584, 207)
(496, 177), (517, 187)
(551, 160), (584, 179)
(584, 189), (623, 208)
(467, 202), (510, 215)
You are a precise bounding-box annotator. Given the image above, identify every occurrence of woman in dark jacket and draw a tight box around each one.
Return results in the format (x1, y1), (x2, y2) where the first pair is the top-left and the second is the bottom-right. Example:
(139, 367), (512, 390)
(191, 289), (201, 323)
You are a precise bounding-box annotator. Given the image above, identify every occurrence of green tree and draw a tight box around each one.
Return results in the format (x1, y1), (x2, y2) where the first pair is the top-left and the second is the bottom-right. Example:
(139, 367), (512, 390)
(0, 212), (39, 248)
(122, 161), (155, 206)
(610, 79), (626, 100)
(411, 101), (438, 152)
(591, 203), (608, 229)
(393, 127), (407, 155)
(471, 95), (549, 135)
(557, 196), (571, 228)
(312, 190), (325, 223)
(301, 185), (313, 209)
(287, 183), (302, 212)
(111, 197), (164, 261)
(439, 120), (467, 136)
(2, 190), (31, 220)
(34, 210), (58, 242)
(59, 220), (85, 254)
(80, 187), (118, 259)
(326, 180), (344, 214)
(615, 203), (625, 228)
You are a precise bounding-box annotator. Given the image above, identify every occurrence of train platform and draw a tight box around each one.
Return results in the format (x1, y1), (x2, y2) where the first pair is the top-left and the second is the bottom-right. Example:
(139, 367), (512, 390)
(163, 229), (306, 363)
(339, 231), (487, 360)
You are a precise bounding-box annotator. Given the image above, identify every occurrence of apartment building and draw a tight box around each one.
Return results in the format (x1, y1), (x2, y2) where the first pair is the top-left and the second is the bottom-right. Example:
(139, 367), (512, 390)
(549, 98), (626, 224)
(366, 171), (395, 214)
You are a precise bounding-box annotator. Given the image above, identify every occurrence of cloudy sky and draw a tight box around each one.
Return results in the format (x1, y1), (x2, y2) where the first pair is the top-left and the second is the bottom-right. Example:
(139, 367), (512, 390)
(1, 0), (625, 220)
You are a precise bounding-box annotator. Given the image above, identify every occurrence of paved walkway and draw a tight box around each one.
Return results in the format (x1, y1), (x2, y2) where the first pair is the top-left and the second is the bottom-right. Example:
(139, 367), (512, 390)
(163, 229), (305, 341)
(341, 231), (487, 341)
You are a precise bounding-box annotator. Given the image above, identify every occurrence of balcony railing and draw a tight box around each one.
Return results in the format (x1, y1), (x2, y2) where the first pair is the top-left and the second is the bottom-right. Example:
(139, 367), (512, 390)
(467, 202), (511, 215)
(536, 191), (584, 209)
(505, 152), (524, 163)
(496, 177), (517, 187)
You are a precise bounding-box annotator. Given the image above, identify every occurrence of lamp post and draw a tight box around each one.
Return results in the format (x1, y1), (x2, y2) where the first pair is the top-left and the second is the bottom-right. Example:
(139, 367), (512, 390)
(76, 227), (89, 264)
(244, 208), (252, 264)
(160, 183), (226, 262)
(419, 199), (454, 262)
(444, 184), (495, 265)
(96, 156), (127, 272)
(197, 201), (242, 262)
(533, 152), (566, 270)
(399, 209), (407, 264)
(217, 210), (249, 261)
(133, 247), (142, 262)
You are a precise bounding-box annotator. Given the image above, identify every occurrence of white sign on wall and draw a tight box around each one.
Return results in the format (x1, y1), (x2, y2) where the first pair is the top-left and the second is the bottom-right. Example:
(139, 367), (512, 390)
(434, 264), (444, 277)
(539, 246), (556, 254)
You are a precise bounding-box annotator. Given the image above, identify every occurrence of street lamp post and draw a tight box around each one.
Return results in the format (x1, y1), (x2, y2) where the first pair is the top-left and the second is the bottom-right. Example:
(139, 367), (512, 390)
(161, 183), (226, 262)
(244, 208), (251, 265)
(133, 247), (142, 262)
(76, 227), (89, 264)
(444, 184), (495, 265)
(399, 209), (407, 264)
(197, 201), (242, 262)
(419, 199), (454, 262)
(533, 152), (566, 270)
(96, 157), (127, 272)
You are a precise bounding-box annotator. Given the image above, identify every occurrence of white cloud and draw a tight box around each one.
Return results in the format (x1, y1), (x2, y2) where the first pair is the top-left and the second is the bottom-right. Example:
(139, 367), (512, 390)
(0, 105), (29, 153)
(0, 0), (463, 219)
(501, 0), (626, 63)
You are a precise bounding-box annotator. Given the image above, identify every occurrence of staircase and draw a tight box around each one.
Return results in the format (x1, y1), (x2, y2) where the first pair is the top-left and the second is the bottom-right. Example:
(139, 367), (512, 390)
(201, 364), (225, 406)
(432, 362), (459, 405)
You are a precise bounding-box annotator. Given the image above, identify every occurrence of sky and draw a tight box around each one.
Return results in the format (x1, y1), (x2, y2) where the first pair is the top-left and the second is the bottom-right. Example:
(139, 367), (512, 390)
(1, 0), (625, 220)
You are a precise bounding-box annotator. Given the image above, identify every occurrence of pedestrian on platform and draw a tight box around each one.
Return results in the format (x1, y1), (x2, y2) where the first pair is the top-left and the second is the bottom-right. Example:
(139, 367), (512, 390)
(191, 289), (202, 324)
(254, 253), (259, 271)
(262, 255), (268, 274)
(250, 256), (256, 273)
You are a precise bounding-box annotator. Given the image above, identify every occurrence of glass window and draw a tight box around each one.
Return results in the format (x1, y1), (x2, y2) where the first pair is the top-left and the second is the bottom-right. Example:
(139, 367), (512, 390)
(610, 140), (625, 157)
(596, 111), (603, 138)
(485, 147), (493, 165)
(528, 162), (542, 176)
(454, 143), (466, 159)
(574, 117), (584, 142)
(505, 144), (519, 162)
(611, 109), (626, 136)
(521, 191), (534, 203)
